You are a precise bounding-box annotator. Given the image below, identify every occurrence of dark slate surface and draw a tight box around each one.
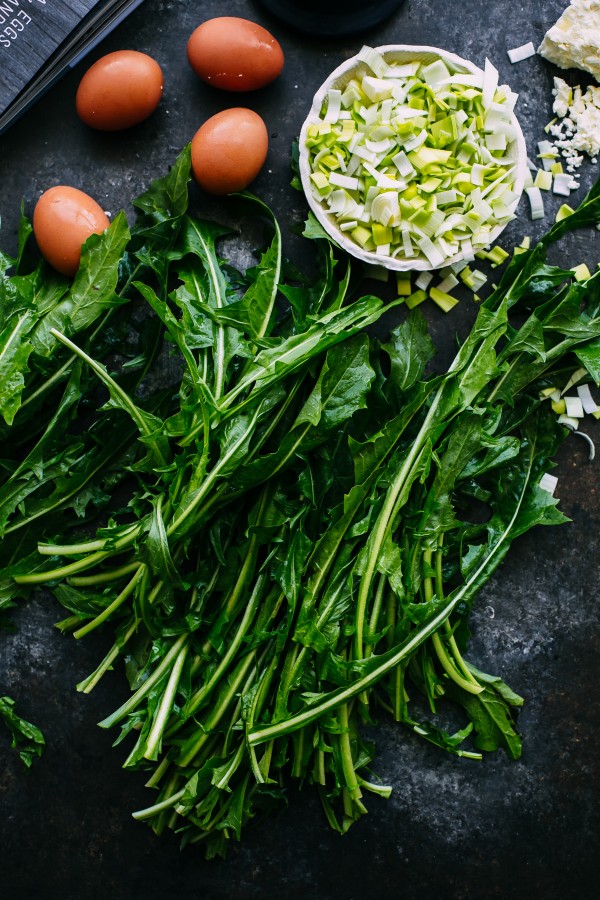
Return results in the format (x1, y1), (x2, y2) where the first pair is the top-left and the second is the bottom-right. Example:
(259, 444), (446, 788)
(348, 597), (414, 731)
(1, 2), (599, 898)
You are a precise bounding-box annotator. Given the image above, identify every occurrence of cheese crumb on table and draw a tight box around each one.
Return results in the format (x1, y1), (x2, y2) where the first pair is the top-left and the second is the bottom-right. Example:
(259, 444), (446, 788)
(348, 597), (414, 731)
(538, 0), (600, 82)
(548, 77), (600, 172)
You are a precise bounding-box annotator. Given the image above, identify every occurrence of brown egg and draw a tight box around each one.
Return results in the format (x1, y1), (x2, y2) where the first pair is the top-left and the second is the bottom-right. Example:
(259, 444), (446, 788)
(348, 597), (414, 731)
(76, 50), (163, 130)
(187, 17), (284, 92)
(33, 186), (110, 276)
(191, 108), (269, 195)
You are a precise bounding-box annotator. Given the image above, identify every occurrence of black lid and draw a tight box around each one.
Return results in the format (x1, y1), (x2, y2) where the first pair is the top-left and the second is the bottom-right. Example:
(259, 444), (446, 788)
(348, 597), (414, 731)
(257, 0), (406, 37)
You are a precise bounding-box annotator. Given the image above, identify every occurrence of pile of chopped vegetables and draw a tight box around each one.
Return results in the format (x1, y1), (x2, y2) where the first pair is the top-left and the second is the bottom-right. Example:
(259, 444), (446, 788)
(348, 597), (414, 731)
(1, 147), (600, 858)
(302, 46), (522, 266)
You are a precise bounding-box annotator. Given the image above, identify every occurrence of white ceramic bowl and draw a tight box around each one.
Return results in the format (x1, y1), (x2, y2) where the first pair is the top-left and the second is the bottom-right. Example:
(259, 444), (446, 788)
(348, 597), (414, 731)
(299, 45), (528, 271)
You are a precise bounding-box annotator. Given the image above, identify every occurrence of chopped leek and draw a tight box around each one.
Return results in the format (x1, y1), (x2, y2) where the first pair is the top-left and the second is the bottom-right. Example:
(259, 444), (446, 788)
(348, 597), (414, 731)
(555, 203), (575, 222)
(577, 383), (599, 415)
(437, 272), (459, 293)
(415, 271), (434, 291)
(539, 473), (558, 495)
(573, 431), (596, 461)
(561, 368), (587, 395)
(534, 169), (553, 191)
(526, 186), (545, 221)
(487, 245), (510, 266)
(429, 286), (459, 312)
(540, 386), (560, 400)
(476, 246), (509, 267)
(537, 140), (558, 171)
(557, 414), (579, 430)
(572, 263), (591, 282)
(553, 173), (574, 197)
(460, 267), (488, 292)
(304, 47), (522, 265)
(507, 42), (536, 64)
(513, 239), (528, 256)
(564, 396), (584, 419)
(404, 289), (427, 309)
(396, 274), (412, 296)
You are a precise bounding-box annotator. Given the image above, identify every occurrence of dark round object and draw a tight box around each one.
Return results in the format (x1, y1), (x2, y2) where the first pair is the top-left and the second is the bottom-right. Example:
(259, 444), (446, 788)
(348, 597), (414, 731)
(257, 0), (406, 36)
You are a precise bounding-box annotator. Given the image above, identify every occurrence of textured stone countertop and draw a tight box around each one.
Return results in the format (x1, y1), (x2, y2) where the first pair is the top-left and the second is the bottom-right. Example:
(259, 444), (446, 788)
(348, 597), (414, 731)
(1, 1), (599, 898)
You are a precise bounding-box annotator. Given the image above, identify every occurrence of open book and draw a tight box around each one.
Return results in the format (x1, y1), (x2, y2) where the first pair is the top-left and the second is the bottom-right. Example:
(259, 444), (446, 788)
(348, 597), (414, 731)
(0, 0), (145, 135)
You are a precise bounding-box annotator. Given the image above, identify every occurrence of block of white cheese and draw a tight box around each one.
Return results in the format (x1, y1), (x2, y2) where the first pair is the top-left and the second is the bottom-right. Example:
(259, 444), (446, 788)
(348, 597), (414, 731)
(538, 0), (600, 82)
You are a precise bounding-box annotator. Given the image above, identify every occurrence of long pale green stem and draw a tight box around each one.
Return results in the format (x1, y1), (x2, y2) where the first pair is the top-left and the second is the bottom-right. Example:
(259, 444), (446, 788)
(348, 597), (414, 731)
(15, 527), (142, 584)
(177, 650), (258, 767)
(17, 356), (74, 415)
(69, 561), (140, 586)
(431, 633), (483, 694)
(354, 392), (443, 658)
(365, 573), (387, 658)
(37, 523), (141, 557)
(185, 575), (265, 718)
(77, 619), (138, 693)
(338, 701), (361, 800)
(144, 641), (190, 760)
(98, 634), (188, 729)
(131, 789), (186, 821)
(434, 544), (482, 686)
(423, 547), (483, 695)
(73, 565), (144, 639)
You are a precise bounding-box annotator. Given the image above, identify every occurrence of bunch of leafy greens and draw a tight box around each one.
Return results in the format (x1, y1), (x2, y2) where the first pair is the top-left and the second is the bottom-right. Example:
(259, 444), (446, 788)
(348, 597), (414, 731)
(1, 145), (600, 858)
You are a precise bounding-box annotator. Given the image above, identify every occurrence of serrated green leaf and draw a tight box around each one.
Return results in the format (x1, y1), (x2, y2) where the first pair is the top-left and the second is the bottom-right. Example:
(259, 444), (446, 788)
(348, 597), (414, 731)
(383, 309), (435, 393)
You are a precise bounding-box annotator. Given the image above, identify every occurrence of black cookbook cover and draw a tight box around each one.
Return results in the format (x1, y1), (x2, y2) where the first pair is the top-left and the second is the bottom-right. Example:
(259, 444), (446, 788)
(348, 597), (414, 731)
(0, 0), (145, 134)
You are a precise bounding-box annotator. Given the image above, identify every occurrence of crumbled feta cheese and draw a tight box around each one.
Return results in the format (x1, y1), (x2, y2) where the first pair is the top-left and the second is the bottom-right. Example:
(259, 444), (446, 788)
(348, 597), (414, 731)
(550, 77), (600, 167)
(553, 78), (572, 118)
(538, 0), (600, 82)
(569, 86), (600, 155)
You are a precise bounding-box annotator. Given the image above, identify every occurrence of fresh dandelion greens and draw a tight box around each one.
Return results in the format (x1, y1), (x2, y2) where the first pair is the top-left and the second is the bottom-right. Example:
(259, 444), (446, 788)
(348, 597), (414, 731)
(1, 148), (600, 858)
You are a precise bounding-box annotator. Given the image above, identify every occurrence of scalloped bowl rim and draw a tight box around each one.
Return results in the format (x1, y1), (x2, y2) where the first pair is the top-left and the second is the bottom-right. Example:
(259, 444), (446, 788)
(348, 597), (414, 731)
(298, 44), (528, 272)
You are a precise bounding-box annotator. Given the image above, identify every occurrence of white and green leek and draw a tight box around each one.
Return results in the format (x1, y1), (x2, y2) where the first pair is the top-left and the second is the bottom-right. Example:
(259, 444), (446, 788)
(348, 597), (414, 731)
(304, 46), (522, 266)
